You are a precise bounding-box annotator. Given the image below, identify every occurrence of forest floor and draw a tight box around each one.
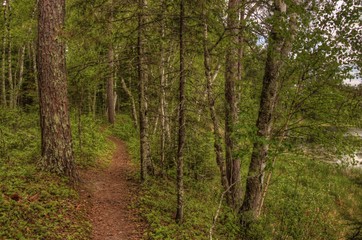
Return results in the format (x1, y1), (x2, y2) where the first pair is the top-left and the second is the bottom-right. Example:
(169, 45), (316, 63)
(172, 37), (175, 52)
(78, 136), (146, 240)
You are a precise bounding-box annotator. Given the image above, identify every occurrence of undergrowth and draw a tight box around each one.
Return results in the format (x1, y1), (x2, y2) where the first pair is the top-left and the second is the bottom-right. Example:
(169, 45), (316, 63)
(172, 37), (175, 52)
(112, 113), (362, 240)
(0, 109), (111, 239)
(246, 154), (362, 240)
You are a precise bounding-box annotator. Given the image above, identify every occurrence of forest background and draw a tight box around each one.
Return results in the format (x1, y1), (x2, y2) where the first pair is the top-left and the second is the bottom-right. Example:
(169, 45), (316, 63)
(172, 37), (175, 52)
(0, 0), (361, 239)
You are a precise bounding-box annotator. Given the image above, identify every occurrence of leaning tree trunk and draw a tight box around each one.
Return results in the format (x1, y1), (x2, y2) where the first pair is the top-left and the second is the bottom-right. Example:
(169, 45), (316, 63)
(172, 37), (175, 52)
(120, 77), (138, 129)
(138, 0), (152, 182)
(202, 5), (230, 204)
(37, 0), (76, 181)
(224, 0), (241, 209)
(240, 0), (297, 220)
(176, 0), (186, 224)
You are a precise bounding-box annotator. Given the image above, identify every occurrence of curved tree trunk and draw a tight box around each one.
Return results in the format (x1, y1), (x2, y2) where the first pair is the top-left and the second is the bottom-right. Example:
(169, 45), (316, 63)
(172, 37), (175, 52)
(37, 0), (76, 181)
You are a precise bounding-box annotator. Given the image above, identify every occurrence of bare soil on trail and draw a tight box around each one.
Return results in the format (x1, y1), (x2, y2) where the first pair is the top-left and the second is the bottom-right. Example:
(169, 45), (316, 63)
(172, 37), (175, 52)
(78, 136), (146, 240)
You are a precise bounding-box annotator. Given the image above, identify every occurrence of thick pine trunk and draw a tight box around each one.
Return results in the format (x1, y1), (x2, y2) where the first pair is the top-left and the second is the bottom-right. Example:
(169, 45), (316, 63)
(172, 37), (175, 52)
(224, 0), (241, 209)
(37, 0), (76, 180)
(176, 0), (185, 224)
(240, 0), (297, 220)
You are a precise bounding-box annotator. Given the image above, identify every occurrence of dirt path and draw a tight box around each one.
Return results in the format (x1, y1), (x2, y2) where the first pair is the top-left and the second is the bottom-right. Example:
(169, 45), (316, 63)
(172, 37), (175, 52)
(79, 136), (145, 240)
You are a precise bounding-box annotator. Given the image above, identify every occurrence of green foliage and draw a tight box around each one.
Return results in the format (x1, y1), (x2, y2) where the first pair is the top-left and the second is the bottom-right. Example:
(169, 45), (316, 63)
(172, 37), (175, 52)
(139, 177), (240, 240)
(70, 113), (113, 168)
(0, 109), (39, 160)
(110, 114), (140, 162)
(121, 118), (361, 240)
(0, 109), (112, 239)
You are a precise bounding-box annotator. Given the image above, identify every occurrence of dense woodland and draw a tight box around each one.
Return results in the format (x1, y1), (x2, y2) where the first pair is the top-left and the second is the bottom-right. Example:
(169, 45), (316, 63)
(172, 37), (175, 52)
(1, 0), (362, 239)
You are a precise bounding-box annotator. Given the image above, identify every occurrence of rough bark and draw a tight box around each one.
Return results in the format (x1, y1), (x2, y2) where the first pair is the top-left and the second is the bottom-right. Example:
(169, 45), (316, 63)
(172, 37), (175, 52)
(240, 0), (297, 220)
(138, 0), (152, 181)
(37, 0), (76, 181)
(224, 0), (242, 209)
(176, 0), (185, 224)
(203, 6), (230, 204)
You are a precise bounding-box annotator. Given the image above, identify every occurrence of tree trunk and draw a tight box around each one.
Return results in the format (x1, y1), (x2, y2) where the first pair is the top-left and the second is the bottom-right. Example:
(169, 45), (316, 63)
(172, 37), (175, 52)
(202, 5), (230, 203)
(138, 0), (152, 181)
(240, 0), (297, 220)
(31, 42), (38, 97)
(224, 0), (241, 209)
(1, 3), (6, 107)
(107, 0), (116, 124)
(120, 77), (138, 129)
(176, 0), (186, 224)
(37, 0), (76, 181)
(159, 0), (168, 176)
(107, 44), (116, 124)
(236, 1), (245, 107)
(14, 46), (25, 107)
(92, 88), (97, 117)
(7, 31), (13, 108)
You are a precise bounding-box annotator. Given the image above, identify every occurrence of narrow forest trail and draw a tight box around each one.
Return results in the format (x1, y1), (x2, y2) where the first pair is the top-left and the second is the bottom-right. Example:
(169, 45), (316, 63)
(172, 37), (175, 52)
(78, 136), (146, 240)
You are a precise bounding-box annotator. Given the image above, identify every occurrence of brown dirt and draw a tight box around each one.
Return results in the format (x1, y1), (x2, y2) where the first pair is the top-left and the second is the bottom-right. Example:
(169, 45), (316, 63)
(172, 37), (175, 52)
(78, 136), (146, 240)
